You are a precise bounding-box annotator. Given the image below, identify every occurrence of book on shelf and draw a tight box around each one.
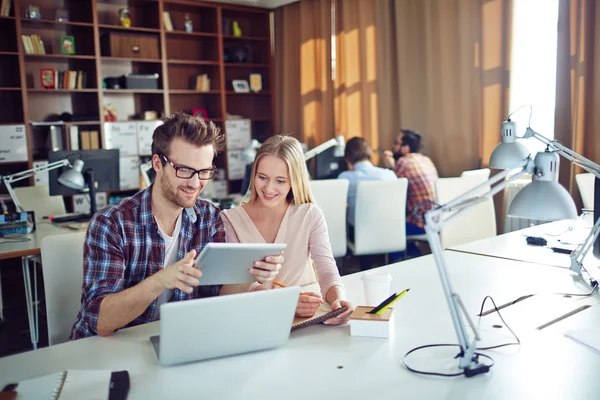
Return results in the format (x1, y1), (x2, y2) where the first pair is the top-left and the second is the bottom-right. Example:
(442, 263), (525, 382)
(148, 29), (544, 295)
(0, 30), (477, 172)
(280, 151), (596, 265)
(1, 0), (12, 17)
(162, 11), (174, 31)
(195, 74), (210, 92)
(21, 34), (46, 54)
(53, 70), (87, 89)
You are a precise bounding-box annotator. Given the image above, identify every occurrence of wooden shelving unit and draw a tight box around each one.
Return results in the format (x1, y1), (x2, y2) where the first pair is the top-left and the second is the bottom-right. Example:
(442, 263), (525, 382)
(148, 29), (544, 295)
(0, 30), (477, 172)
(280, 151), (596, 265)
(0, 0), (274, 197)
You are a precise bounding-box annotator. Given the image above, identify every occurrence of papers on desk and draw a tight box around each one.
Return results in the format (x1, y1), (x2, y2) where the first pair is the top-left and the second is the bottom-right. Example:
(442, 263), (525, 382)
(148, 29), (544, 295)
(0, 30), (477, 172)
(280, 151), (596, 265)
(565, 329), (600, 356)
(14, 370), (111, 399)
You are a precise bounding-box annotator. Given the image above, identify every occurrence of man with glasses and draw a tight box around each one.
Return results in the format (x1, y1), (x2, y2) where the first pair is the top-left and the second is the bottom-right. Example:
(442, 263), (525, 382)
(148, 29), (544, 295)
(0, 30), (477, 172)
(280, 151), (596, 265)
(70, 112), (283, 339)
(383, 130), (438, 240)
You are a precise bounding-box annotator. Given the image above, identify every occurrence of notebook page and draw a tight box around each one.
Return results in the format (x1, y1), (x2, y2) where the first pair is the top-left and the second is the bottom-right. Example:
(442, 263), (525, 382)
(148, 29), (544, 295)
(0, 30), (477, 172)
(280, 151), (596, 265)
(58, 370), (111, 400)
(565, 329), (600, 356)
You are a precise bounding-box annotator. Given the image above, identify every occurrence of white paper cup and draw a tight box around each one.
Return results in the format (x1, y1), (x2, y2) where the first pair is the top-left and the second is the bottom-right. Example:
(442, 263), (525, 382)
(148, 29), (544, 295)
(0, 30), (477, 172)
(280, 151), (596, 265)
(361, 272), (393, 306)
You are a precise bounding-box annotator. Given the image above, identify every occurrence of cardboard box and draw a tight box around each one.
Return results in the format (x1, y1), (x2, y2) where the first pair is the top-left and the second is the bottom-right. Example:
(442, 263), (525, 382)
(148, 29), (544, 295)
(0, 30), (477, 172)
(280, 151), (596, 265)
(119, 156), (140, 190)
(33, 161), (49, 186)
(350, 306), (394, 338)
(73, 192), (108, 214)
(137, 121), (162, 156)
(104, 122), (138, 156)
(225, 119), (251, 150)
(0, 125), (28, 162)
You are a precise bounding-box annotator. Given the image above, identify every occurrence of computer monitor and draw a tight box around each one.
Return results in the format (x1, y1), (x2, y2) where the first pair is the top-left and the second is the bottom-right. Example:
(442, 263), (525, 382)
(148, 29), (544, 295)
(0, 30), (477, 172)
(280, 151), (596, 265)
(594, 176), (599, 257)
(314, 146), (347, 180)
(240, 163), (253, 195)
(48, 150), (120, 217)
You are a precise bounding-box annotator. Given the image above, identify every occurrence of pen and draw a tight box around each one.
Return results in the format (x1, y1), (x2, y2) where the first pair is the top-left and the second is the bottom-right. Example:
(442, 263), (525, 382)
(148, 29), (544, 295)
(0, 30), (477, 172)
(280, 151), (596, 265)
(551, 247), (573, 254)
(273, 281), (314, 297)
(367, 292), (398, 314)
(374, 289), (410, 315)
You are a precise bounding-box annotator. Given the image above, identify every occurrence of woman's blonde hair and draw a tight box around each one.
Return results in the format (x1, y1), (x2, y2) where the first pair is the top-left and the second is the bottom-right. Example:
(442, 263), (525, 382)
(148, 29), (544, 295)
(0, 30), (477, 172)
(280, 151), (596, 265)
(249, 135), (315, 205)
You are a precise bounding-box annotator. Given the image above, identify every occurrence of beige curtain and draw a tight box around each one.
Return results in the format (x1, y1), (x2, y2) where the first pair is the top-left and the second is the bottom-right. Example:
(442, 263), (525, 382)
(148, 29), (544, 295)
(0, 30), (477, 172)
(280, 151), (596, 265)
(334, 0), (381, 154)
(554, 0), (600, 206)
(274, 0), (334, 148)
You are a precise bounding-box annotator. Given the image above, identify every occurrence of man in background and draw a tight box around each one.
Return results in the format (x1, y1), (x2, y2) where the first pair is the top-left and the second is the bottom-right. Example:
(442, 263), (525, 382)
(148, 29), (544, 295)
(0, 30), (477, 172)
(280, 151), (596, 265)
(383, 129), (438, 236)
(338, 137), (396, 269)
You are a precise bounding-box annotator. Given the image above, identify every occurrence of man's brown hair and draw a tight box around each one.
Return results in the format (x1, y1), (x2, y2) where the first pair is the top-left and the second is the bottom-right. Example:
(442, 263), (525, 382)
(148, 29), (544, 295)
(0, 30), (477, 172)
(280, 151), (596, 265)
(151, 112), (225, 158)
(344, 137), (373, 165)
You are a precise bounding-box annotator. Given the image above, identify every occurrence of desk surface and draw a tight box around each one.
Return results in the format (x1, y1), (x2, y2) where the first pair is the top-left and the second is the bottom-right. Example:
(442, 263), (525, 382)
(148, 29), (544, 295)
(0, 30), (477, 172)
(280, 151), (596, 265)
(0, 222), (75, 261)
(1, 251), (599, 399)
(449, 219), (600, 270)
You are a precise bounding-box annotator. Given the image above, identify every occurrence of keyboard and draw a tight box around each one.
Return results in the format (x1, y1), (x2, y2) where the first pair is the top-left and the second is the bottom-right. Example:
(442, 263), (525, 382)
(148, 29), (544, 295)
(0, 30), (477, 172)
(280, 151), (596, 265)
(51, 213), (91, 223)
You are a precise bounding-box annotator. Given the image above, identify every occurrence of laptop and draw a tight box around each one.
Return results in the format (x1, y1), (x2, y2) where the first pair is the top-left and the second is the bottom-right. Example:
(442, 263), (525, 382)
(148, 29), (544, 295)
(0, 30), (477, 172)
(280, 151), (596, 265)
(150, 286), (300, 366)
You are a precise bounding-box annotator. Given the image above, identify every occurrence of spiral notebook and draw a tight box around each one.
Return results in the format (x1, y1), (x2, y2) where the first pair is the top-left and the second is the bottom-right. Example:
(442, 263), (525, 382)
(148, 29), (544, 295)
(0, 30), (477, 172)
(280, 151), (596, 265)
(12, 369), (129, 399)
(291, 304), (348, 332)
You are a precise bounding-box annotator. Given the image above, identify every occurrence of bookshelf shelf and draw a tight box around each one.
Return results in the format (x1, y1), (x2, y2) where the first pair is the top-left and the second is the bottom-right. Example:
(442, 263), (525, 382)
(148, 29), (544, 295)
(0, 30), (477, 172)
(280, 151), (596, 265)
(226, 91), (271, 95)
(167, 59), (219, 65)
(224, 63), (270, 68)
(166, 31), (219, 38)
(103, 89), (164, 94)
(24, 54), (96, 60)
(65, 121), (102, 125)
(0, 87), (21, 91)
(101, 57), (162, 63)
(0, 51), (18, 55)
(222, 35), (269, 41)
(169, 90), (221, 94)
(20, 19), (94, 27)
(28, 89), (97, 93)
(97, 24), (160, 33)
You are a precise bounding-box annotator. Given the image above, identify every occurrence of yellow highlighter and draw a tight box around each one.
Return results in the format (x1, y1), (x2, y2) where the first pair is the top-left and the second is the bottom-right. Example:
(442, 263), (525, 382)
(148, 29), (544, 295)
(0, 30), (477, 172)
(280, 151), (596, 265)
(374, 288), (410, 315)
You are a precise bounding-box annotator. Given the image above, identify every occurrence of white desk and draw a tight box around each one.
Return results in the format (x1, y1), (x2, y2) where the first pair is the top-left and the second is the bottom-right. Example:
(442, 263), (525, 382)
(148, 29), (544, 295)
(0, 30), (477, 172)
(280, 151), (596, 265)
(449, 219), (600, 271)
(0, 222), (75, 349)
(1, 251), (599, 399)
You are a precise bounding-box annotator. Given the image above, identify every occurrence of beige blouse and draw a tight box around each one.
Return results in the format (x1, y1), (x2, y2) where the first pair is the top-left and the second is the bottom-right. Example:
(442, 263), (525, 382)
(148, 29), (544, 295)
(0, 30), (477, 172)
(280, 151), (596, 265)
(221, 203), (344, 298)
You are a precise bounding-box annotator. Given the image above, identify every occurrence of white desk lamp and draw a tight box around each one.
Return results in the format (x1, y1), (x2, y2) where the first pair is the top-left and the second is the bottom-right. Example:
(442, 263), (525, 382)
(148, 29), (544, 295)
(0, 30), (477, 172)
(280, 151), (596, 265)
(303, 135), (345, 161)
(424, 116), (600, 377)
(1, 159), (85, 212)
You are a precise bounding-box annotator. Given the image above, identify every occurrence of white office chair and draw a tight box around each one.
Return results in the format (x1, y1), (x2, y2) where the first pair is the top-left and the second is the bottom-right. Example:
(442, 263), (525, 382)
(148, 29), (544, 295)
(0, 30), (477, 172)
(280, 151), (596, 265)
(13, 185), (66, 218)
(40, 231), (86, 346)
(310, 179), (349, 258)
(461, 168), (491, 180)
(576, 173), (595, 210)
(348, 179), (408, 259)
(435, 175), (496, 248)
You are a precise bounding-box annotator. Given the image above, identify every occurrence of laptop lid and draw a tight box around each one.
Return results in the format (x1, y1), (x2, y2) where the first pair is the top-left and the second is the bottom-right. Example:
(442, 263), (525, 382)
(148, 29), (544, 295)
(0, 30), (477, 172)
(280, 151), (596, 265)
(152, 286), (300, 366)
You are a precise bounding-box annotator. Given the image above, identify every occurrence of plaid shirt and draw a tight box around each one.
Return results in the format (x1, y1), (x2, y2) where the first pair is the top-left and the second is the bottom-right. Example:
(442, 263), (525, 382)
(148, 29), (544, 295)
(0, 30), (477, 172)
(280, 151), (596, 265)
(394, 153), (439, 228)
(70, 187), (226, 340)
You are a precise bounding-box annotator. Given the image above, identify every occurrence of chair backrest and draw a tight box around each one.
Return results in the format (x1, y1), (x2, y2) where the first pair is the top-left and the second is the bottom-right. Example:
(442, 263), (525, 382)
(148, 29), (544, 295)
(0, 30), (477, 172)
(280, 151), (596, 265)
(310, 179), (349, 258)
(40, 231), (86, 345)
(353, 178), (408, 255)
(576, 173), (595, 210)
(13, 185), (66, 218)
(461, 168), (491, 180)
(435, 175), (496, 248)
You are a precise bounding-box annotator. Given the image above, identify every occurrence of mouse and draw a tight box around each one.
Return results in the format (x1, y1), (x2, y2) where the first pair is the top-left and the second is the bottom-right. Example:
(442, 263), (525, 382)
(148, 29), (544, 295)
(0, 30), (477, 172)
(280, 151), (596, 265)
(525, 236), (547, 246)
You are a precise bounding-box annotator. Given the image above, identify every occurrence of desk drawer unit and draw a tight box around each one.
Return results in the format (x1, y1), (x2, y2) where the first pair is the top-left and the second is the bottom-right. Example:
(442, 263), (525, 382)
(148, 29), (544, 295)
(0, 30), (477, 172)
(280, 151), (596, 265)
(101, 32), (159, 59)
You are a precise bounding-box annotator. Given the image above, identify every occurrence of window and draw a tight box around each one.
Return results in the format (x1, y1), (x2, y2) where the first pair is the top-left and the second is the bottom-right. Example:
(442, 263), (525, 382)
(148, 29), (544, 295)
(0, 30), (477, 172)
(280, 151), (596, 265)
(508, 0), (560, 156)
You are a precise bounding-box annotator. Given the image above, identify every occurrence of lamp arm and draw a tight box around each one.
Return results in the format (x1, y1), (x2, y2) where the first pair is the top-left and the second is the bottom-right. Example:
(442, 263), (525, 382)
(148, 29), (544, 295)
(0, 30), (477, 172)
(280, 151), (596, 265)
(304, 138), (339, 161)
(569, 216), (600, 276)
(524, 128), (600, 179)
(1, 159), (71, 212)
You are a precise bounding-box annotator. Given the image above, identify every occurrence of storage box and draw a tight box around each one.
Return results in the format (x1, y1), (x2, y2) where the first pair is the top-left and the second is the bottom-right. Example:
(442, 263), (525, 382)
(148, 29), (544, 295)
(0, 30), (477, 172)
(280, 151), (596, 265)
(137, 120), (162, 156)
(350, 306), (394, 338)
(0, 125), (28, 162)
(119, 156), (140, 190)
(100, 32), (159, 59)
(126, 74), (159, 89)
(104, 122), (138, 156)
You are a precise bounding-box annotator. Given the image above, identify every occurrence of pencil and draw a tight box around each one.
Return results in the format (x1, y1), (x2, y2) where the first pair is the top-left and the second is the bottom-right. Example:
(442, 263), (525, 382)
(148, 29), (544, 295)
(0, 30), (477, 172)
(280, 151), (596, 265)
(374, 288), (410, 315)
(273, 281), (317, 298)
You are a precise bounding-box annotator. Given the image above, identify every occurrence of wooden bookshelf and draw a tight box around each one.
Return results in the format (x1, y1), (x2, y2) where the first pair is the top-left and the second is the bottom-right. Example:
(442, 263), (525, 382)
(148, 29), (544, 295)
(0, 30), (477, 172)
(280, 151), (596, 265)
(0, 0), (274, 197)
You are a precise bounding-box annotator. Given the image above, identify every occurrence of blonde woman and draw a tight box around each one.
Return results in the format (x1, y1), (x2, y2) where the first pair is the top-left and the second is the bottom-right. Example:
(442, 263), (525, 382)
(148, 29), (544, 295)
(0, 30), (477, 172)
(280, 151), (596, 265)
(221, 135), (353, 325)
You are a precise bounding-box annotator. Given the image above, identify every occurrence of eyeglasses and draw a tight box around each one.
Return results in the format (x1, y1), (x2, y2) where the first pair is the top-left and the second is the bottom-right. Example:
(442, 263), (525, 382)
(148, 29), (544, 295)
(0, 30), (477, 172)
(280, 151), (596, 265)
(161, 154), (216, 180)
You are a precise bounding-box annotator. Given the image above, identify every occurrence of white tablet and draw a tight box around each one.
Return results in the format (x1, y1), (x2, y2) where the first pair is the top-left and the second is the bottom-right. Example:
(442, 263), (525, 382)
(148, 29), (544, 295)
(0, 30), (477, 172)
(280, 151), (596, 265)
(195, 243), (287, 286)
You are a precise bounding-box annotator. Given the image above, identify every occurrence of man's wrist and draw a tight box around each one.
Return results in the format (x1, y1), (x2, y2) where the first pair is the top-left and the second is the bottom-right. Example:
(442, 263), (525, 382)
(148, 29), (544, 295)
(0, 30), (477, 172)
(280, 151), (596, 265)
(145, 271), (167, 297)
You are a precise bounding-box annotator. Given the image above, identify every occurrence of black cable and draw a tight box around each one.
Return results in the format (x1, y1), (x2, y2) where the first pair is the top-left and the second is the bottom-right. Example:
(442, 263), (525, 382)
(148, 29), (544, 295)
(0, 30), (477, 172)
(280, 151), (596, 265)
(403, 344), (495, 377)
(476, 296), (521, 351)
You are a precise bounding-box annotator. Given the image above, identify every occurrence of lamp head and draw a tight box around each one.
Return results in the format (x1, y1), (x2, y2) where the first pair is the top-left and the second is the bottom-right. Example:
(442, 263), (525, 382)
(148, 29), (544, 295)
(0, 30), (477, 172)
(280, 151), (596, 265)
(333, 135), (345, 158)
(507, 149), (577, 221)
(489, 120), (531, 169)
(58, 159), (85, 190)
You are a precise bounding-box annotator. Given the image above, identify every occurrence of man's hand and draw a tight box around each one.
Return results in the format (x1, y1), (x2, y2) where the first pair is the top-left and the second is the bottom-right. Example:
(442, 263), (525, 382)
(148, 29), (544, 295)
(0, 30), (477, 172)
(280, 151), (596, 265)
(324, 299), (354, 325)
(295, 292), (324, 317)
(250, 252), (283, 286)
(157, 250), (202, 294)
(382, 150), (395, 169)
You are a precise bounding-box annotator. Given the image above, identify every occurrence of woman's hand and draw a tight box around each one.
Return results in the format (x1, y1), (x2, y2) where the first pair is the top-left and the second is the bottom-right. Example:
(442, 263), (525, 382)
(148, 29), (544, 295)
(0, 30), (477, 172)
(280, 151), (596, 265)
(324, 299), (354, 325)
(295, 292), (324, 317)
(249, 252), (283, 286)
